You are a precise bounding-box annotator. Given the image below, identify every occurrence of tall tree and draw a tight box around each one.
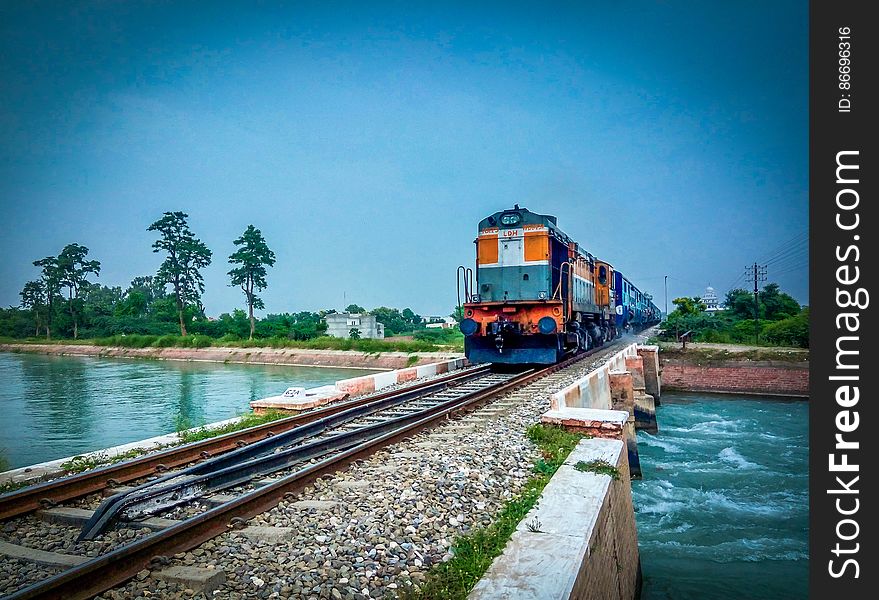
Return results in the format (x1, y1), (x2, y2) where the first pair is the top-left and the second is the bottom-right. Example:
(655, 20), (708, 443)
(759, 283), (801, 320)
(57, 243), (101, 339)
(148, 212), (212, 336)
(20, 280), (46, 336)
(33, 256), (62, 339)
(228, 225), (276, 339)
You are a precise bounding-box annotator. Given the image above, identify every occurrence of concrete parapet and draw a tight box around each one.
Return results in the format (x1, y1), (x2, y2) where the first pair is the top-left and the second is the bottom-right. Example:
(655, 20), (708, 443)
(541, 407), (641, 479)
(624, 356), (646, 391)
(250, 357), (468, 414)
(541, 408), (628, 439)
(334, 357), (467, 396)
(0, 416), (243, 487)
(636, 345), (662, 403)
(633, 393), (657, 434)
(250, 385), (349, 414)
(608, 370), (634, 414)
(469, 438), (640, 600)
(550, 344), (639, 410)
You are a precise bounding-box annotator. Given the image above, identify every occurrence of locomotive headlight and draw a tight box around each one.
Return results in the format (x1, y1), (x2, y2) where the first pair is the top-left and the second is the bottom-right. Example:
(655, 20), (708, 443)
(470, 294), (481, 303)
(537, 291), (548, 300)
(459, 318), (479, 336)
(538, 316), (557, 334)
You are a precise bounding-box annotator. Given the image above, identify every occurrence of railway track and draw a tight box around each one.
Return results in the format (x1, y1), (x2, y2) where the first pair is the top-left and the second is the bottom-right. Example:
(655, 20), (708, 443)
(0, 348), (603, 600)
(0, 364), (491, 522)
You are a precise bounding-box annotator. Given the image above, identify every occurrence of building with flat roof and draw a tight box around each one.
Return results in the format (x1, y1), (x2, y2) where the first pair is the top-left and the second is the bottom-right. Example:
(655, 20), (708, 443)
(324, 312), (385, 339)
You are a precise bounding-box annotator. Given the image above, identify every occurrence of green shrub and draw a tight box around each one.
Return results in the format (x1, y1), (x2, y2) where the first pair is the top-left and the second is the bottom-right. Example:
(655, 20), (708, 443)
(761, 308), (809, 348)
(190, 334), (213, 348)
(154, 334), (179, 348)
(217, 333), (240, 344)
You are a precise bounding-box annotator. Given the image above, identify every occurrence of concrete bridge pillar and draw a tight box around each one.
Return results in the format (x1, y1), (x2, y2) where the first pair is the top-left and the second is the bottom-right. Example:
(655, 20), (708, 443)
(608, 370), (641, 479)
(625, 355), (658, 433)
(624, 356), (646, 391)
(637, 345), (662, 404)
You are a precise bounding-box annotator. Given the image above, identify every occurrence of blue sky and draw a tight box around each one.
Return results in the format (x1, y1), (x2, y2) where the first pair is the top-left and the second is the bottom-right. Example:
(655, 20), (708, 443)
(0, 1), (808, 317)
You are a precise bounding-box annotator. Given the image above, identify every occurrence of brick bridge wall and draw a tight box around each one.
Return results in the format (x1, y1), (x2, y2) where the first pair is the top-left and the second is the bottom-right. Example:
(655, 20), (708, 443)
(660, 358), (809, 397)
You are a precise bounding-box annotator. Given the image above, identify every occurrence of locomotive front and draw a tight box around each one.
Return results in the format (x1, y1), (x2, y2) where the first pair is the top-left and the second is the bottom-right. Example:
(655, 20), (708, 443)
(457, 206), (587, 364)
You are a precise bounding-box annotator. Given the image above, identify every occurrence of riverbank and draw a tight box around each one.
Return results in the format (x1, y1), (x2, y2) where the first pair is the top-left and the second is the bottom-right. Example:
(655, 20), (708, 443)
(0, 343), (463, 370)
(658, 344), (808, 397)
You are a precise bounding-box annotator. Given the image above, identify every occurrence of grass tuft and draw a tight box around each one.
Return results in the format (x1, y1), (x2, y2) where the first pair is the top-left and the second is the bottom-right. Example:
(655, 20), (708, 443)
(176, 410), (290, 444)
(574, 459), (620, 479)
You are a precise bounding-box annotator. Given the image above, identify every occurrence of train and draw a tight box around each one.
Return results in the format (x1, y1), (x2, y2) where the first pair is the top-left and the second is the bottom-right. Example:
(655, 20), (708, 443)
(457, 206), (661, 364)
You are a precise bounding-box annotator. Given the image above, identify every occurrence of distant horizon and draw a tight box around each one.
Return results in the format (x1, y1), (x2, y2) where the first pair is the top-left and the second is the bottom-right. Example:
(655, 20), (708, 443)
(1, 2), (808, 315)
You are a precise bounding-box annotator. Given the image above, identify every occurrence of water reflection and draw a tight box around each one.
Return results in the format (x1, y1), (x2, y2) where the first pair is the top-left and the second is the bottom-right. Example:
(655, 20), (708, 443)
(0, 353), (378, 469)
(20, 355), (93, 440)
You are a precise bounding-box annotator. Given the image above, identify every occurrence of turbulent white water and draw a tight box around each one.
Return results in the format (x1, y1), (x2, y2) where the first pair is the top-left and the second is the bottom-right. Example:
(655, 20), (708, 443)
(632, 392), (808, 600)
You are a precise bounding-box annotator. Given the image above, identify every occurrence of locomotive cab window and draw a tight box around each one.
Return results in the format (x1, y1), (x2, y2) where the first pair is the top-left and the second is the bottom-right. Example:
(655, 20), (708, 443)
(523, 274), (529, 281)
(598, 266), (607, 284)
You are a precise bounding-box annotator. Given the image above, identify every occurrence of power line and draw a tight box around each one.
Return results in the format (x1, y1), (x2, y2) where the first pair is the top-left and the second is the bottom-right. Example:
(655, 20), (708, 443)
(759, 232), (808, 264)
(765, 240), (808, 266)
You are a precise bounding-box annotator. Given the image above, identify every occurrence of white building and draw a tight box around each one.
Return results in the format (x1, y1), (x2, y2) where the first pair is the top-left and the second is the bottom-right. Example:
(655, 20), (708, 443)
(701, 286), (724, 312)
(324, 313), (385, 339)
(424, 316), (458, 329)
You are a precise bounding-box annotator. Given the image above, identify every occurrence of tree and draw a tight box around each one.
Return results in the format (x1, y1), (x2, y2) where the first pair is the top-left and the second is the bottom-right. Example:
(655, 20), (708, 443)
(128, 276), (167, 306)
(723, 289), (755, 320)
(345, 304), (366, 314)
(33, 256), (62, 339)
(370, 307), (408, 335)
(148, 212), (212, 336)
(759, 283), (801, 320)
(57, 243), (101, 339)
(20, 280), (46, 336)
(671, 297), (707, 316)
(450, 306), (464, 323)
(228, 225), (276, 339)
(402, 307), (422, 327)
(349, 327), (361, 340)
(82, 283), (123, 320)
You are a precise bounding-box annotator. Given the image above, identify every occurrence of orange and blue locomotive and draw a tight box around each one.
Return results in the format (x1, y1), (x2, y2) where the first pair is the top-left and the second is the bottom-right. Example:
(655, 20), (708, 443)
(457, 206), (661, 364)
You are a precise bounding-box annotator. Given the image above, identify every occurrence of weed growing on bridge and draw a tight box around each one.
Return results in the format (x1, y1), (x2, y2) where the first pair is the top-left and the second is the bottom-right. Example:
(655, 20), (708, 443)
(574, 459), (620, 479)
(176, 410), (289, 444)
(399, 424), (584, 600)
(60, 447), (150, 474)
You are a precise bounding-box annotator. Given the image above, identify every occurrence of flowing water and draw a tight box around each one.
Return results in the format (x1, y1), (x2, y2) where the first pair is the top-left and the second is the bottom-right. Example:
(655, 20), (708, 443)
(633, 392), (808, 599)
(0, 352), (378, 470)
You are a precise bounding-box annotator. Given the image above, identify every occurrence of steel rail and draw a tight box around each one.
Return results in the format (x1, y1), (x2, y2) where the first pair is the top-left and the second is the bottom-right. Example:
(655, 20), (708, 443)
(4, 349), (593, 600)
(78, 369), (502, 539)
(0, 365), (490, 521)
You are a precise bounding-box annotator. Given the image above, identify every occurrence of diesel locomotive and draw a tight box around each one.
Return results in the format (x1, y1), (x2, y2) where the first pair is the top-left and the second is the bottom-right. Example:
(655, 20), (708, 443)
(457, 206), (661, 364)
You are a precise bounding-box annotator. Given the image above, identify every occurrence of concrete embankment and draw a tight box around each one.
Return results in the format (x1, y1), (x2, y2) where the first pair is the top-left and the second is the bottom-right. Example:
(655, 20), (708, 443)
(0, 343), (462, 370)
(659, 347), (808, 397)
(470, 438), (640, 600)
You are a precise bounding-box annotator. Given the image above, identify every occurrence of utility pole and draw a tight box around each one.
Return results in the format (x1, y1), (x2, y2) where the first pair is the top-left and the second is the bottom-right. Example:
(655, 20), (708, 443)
(664, 275), (668, 319)
(746, 263), (767, 343)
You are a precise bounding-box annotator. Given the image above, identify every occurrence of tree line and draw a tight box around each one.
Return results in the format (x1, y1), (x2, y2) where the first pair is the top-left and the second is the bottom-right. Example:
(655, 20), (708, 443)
(658, 283), (808, 347)
(3, 212), (440, 343)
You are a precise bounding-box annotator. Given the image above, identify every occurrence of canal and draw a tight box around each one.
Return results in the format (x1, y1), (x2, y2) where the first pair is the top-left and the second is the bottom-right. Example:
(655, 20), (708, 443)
(632, 392), (808, 600)
(0, 352), (378, 470)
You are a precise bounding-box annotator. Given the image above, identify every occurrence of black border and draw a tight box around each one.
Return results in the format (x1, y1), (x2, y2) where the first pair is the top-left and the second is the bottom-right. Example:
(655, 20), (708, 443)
(809, 0), (876, 595)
